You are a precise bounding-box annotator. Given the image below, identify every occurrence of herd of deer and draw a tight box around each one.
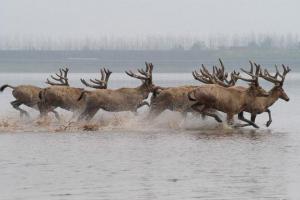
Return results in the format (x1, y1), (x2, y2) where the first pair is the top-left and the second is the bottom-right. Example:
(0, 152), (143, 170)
(0, 59), (291, 129)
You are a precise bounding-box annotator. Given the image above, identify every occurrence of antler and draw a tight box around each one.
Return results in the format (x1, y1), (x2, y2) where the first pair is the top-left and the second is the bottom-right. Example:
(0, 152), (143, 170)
(125, 62), (153, 82)
(236, 61), (260, 85)
(46, 67), (69, 86)
(192, 64), (216, 84)
(225, 70), (240, 86)
(216, 58), (228, 81)
(80, 68), (112, 89)
(213, 70), (239, 87)
(193, 59), (237, 87)
(259, 64), (291, 86)
(277, 64), (291, 85)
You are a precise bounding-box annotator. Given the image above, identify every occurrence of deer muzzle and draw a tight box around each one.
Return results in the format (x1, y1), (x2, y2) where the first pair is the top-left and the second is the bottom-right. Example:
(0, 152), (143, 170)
(281, 91), (290, 101)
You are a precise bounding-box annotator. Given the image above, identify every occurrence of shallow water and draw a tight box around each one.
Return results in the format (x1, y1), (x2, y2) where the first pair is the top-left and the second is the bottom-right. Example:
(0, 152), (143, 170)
(0, 72), (300, 199)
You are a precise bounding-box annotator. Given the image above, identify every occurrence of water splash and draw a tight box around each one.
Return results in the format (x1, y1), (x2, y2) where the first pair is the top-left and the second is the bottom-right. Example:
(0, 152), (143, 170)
(0, 111), (262, 134)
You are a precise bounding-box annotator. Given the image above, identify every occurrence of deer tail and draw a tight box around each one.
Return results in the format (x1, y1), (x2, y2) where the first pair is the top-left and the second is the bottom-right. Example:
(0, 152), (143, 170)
(0, 84), (15, 92)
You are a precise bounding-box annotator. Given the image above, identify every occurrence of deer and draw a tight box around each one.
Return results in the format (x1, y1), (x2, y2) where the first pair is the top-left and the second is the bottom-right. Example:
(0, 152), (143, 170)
(198, 62), (291, 127)
(192, 61), (270, 127)
(188, 63), (269, 128)
(238, 64), (291, 127)
(77, 62), (154, 121)
(38, 67), (112, 118)
(0, 84), (60, 119)
(147, 59), (235, 119)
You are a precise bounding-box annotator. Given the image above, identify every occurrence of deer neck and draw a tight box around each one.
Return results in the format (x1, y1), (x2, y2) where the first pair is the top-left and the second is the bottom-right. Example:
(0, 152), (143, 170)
(265, 88), (280, 108)
(137, 83), (151, 99)
(244, 89), (259, 105)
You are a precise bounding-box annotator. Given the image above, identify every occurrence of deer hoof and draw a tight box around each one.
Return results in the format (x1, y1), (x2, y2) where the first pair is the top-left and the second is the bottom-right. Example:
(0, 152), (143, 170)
(253, 124), (260, 129)
(215, 117), (222, 123)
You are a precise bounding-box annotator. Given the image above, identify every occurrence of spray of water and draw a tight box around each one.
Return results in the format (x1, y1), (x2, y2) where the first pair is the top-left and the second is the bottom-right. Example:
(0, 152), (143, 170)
(0, 110), (258, 134)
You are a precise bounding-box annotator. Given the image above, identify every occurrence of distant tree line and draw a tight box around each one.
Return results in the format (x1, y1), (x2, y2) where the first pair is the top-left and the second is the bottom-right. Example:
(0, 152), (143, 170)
(0, 33), (299, 51)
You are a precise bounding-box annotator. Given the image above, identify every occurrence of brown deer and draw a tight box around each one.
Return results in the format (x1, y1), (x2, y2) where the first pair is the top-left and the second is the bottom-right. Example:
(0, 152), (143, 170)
(39, 67), (112, 118)
(188, 63), (269, 128)
(0, 68), (72, 119)
(0, 84), (60, 119)
(77, 62), (154, 121)
(193, 61), (291, 127)
(148, 59), (235, 119)
(238, 64), (291, 127)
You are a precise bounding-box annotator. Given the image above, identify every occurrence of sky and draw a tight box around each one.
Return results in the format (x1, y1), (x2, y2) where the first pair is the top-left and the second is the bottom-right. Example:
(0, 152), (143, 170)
(0, 0), (300, 39)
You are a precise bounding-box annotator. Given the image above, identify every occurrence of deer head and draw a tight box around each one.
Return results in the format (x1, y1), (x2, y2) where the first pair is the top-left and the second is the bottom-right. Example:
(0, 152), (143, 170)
(46, 67), (69, 86)
(80, 68), (112, 89)
(234, 61), (269, 97)
(259, 64), (291, 101)
(125, 62), (154, 91)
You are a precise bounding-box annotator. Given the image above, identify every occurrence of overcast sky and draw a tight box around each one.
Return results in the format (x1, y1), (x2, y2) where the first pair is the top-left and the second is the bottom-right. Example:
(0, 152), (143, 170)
(1, 0), (299, 38)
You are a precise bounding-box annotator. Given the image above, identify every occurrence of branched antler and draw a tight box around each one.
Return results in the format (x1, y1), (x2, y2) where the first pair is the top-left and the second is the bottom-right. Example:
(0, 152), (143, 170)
(125, 62), (153, 82)
(81, 68), (112, 89)
(259, 64), (291, 86)
(192, 64), (216, 84)
(235, 61), (260, 85)
(225, 70), (240, 86)
(193, 59), (237, 87)
(46, 67), (69, 86)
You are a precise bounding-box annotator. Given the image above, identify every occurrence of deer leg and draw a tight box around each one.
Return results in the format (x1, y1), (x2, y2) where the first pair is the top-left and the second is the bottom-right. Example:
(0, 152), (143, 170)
(69, 112), (81, 121)
(226, 113), (234, 126)
(51, 110), (61, 121)
(180, 111), (189, 124)
(237, 112), (259, 128)
(181, 111), (188, 118)
(251, 114), (256, 122)
(235, 112), (251, 127)
(78, 110), (89, 121)
(202, 110), (222, 123)
(138, 101), (150, 109)
(146, 100), (168, 120)
(78, 108), (98, 122)
(147, 108), (163, 120)
(265, 109), (272, 127)
(191, 103), (222, 123)
(238, 113), (257, 127)
(11, 100), (29, 118)
(37, 101), (49, 118)
(85, 109), (99, 121)
(133, 101), (150, 115)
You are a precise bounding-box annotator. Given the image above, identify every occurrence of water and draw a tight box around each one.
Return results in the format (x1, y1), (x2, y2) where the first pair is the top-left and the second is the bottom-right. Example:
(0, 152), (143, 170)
(0, 71), (300, 199)
(1, 50), (300, 73)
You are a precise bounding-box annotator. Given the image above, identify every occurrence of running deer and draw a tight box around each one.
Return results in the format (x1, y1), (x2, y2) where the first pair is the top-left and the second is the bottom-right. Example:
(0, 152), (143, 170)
(188, 63), (269, 128)
(0, 84), (60, 119)
(148, 59), (235, 119)
(198, 62), (291, 127)
(77, 62), (154, 121)
(39, 67), (111, 118)
(238, 64), (291, 127)
(0, 68), (73, 119)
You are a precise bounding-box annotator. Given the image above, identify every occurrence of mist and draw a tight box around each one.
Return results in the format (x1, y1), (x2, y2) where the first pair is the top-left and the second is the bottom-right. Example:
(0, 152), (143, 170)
(1, 33), (300, 50)
(1, 0), (300, 72)
(1, 0), (300, 39)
